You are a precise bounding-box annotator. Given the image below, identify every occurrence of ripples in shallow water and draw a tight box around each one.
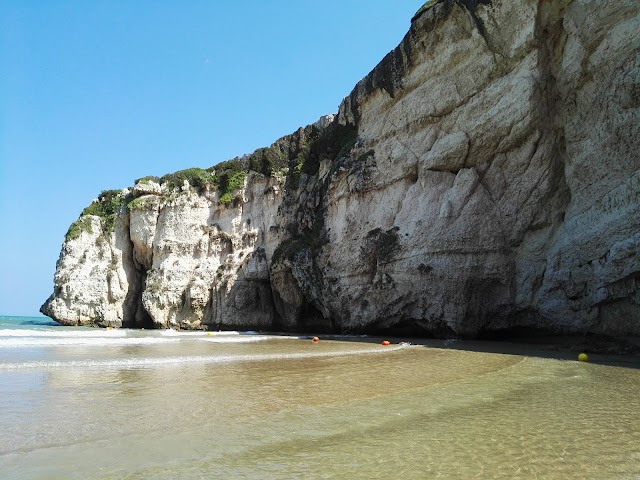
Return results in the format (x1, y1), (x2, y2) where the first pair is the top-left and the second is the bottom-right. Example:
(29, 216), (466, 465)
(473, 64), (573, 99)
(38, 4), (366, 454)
(0, 328), (638, 479)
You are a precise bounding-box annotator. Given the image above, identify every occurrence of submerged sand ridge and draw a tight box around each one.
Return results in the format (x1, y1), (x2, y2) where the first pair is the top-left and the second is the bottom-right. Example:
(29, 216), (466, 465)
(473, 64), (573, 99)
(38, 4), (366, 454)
(1, 329), (639, 479)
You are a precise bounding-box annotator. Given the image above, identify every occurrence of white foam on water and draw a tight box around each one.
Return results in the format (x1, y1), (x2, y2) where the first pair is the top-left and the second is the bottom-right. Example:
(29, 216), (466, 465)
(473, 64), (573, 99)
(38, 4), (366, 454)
(0, 337), (180, 348)
(196, 334), (303, 344)
(0, 344), (410, 370)
(0, 329), (127, 338)
(159, 330), (252, 337)
(159, 329), (207, 336)
(197, 335), (282, 344)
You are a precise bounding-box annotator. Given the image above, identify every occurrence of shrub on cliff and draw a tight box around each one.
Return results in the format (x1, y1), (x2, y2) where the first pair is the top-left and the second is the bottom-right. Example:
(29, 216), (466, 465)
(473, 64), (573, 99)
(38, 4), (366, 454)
(207, 158), (246, 174)
(74, 189), (132, 235)
(126, 196), (152, 211)
(134, 175), (160, 185)
(288, 121), (358, 189)
(214, 169), (247, 205)
(81, 189), (128, 216)
(246, 147), (287, 176)
(65, 216), (93, 241)
(159, 168), (214, 192)
(156, 161), (248, 206)
(134, 117), (357, 204)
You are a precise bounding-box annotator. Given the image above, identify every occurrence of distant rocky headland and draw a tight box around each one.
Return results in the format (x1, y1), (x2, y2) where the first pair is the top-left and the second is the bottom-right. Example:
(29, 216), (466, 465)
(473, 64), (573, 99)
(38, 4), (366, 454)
(42, 0), (640, 338)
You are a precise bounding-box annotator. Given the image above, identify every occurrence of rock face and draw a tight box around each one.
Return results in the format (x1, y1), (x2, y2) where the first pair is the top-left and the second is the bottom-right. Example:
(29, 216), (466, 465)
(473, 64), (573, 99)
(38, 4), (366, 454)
(42, 174), (284, 329)
(42, 0), (640, 336)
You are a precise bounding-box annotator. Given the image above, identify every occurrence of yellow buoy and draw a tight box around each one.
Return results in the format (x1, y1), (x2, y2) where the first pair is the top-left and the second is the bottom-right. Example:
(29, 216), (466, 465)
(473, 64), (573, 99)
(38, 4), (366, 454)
(578, 353), (589, 362)
(207, 332), (213, 336)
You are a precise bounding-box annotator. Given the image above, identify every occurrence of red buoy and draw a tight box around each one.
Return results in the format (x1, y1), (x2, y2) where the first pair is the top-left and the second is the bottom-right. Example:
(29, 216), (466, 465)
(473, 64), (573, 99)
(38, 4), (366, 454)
(382, 340), (391, 346)
(312, 336), (320, 343)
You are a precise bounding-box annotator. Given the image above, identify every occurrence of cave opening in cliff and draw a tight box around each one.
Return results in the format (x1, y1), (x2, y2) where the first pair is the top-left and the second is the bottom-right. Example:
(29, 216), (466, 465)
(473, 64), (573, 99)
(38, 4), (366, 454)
(373, 318), (458, 339)
(477, 325), (576, 341)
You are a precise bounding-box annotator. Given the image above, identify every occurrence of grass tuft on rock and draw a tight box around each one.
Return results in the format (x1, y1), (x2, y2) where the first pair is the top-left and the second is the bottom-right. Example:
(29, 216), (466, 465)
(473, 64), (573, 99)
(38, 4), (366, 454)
(65, 216), (94, 241)
(78, 189), (132, 234)
(215, 170), (247, 205)
(159, 168), (214, 192)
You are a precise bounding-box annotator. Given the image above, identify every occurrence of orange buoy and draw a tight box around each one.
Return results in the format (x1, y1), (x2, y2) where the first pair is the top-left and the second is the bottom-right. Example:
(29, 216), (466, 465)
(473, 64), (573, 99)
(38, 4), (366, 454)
(312, 336), (320, 343)
(381, 340), (391, 346)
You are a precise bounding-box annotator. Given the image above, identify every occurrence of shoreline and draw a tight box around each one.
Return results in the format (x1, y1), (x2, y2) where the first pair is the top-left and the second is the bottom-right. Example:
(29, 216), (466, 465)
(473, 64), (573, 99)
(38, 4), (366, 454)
(4, 315), (640, 369)
(286, 332), (640, 369)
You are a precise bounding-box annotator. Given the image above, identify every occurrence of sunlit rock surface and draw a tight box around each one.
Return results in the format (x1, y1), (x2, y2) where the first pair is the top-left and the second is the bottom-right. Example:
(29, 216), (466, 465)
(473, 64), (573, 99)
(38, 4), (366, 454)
(43, 0), (640, 336)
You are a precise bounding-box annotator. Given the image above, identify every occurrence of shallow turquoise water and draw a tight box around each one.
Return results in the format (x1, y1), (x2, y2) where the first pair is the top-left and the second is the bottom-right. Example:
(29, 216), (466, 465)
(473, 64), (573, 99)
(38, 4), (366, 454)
(0, 316), (639, 479)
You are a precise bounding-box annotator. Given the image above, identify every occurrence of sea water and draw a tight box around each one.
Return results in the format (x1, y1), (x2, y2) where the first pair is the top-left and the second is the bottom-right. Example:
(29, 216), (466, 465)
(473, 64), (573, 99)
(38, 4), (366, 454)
(0, 315), (639, 479)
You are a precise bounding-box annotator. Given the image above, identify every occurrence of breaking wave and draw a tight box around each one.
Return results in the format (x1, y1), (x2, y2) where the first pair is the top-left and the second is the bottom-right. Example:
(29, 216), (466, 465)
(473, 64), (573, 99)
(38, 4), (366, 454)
(0, 328), (127, 338)
(0, 337), (180, 348)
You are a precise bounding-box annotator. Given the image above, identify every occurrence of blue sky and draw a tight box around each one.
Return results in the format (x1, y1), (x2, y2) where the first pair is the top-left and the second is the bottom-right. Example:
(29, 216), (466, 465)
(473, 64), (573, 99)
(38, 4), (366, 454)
(0, 1), (425, 316)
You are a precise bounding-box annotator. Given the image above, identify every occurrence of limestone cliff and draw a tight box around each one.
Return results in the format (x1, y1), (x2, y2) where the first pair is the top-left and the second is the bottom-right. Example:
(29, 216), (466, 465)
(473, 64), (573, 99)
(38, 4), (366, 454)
(42, 0), (640, 336)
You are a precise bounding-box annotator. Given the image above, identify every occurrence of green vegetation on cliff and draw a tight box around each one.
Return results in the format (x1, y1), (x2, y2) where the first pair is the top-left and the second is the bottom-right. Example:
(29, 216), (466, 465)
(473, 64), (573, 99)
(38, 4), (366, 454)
(126, 196), (152, 211)
(69, 116), (360, 233)
(145, 117), (358, 199)
(270, 123), (360, 262)
(159, 168), (213, 192)
(288, 121), (357, 189)
(244, 147), (288, 176)
(215, 169), (247, 205)
(66, 189), (132, 239)
(83, 190), (132, 233)
(134, 176), (160, 185)
(65, 216), (94, 241)
(82, 189), (128, 217)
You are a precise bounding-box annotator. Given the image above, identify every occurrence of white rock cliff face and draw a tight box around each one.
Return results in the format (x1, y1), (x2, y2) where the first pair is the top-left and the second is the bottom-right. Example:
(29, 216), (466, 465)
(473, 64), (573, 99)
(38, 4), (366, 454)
(43, 174), (283, 329)
(43, 0), (639, 336)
